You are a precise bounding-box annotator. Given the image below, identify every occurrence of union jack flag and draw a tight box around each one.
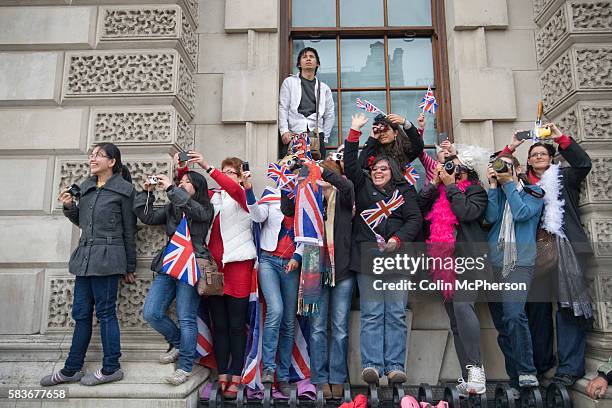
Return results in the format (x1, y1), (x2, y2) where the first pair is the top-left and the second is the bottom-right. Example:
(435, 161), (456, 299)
(360, 189), (405, 232)
(419, 86), (438, 114)
(195, 300), (216, 368)
(290, 133), (313, 161)
(257, 186), (281, 205)
(294, 164), (325, 246)
(403, 165), (420, 186)
(161, 214), (200, 286)
(267, 163), (293, 185)
(356, 98), (384, 114)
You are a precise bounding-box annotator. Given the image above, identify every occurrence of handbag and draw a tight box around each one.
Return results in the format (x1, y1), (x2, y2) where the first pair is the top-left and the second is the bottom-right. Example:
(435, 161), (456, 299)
(196, 257), (224, 296)
(535, 228), (558, 275)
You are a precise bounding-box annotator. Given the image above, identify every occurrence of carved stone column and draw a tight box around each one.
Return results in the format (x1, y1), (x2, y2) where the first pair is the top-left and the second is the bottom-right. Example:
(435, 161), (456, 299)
(535, 0), (612, 404)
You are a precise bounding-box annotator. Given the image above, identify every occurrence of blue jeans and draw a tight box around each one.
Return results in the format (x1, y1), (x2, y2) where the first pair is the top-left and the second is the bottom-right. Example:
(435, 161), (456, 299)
(258, 253), (300, 382)
(64, 275), (121, 374)
(488, 266), (537, 386)
(357, 273), (408, 376)
(309, 277), (354, 385)
(143, 273), (200, 372)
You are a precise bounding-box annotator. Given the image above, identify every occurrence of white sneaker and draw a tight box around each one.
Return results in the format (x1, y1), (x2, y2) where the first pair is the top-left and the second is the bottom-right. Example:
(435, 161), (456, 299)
(457, 378), (469, 397)
(160, 347), (180, 364)
(466, 365), (486, 395)
(164, 368), (192, 385)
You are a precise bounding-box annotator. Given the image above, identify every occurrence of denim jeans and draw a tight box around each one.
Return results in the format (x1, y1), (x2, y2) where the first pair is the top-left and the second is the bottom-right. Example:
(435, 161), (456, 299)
(488, 265), (537, 385)
(143, 272), (200, 372)
(309, 277), (354, 385)
(357, 273), (408, 376)
(64, 275), (121, 374)
(258, 252), (300, 382)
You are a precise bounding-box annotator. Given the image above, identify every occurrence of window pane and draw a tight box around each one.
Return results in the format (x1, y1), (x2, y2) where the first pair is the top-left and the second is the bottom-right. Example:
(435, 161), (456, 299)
(341, 39), (386, 88)
(388, 0), (432, 26)
(341, 91), (386, 145)
(292, 39), (338, 88)
(388, 38), (434, 87)
(340, 0), (384, 26)
(390, 90), (436, 145)
(292, 0), (336, 27)
(326, 92), (340, 147)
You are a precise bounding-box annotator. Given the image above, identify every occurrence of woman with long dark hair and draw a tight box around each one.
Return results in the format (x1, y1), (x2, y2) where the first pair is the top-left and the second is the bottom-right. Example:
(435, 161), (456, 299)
(501, 125), (593, 386)
(344, 112), (422, 385)
(134, 165), (214, 385)
(41, 143), (137, 386)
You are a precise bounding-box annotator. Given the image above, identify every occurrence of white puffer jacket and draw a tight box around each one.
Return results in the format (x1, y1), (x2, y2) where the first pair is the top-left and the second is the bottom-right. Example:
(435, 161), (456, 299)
(208, 190), (257, 265)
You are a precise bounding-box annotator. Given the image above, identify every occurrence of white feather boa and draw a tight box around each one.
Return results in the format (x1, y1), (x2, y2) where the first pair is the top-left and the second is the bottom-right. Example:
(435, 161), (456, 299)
(538, 164), (566, 238)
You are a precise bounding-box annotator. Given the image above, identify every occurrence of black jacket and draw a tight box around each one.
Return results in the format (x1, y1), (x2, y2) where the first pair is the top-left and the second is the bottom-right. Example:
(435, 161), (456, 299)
(553, 138), (592, 254)
(63, 173), (137, 276)
(345, 137), (423, 273)
(133, 186), (214, 272)
(358, 122), (424, 171)
(418, 182), (488, 258)
(280, 168), (355, 283)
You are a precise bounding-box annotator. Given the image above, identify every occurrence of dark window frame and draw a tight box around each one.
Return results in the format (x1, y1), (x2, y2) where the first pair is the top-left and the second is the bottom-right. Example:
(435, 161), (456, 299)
(279, 0), (453, 150)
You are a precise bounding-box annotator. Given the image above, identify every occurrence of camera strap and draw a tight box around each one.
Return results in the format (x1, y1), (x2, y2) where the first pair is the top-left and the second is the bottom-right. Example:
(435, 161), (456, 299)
(314, 79), (320, 136)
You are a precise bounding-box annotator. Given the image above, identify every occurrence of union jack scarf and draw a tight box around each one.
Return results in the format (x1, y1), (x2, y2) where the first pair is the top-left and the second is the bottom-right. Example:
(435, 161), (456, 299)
(360, 189), (405, 235)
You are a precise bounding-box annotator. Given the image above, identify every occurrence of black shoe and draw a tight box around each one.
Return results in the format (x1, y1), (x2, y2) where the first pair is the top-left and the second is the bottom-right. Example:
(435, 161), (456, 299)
(551, 374), (579, 386)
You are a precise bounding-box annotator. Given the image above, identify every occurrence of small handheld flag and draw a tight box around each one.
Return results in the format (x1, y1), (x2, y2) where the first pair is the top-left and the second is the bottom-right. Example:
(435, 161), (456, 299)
(162, 214), (200, 287)
(360, 189), (405, 232)
(356, 98), (386, 115)
(403, 165), (420, 186)
(419, 86), (438, 115)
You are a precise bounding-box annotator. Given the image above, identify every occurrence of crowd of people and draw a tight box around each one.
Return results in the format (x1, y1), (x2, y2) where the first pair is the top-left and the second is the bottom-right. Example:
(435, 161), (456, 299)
(39, 46), (603, 401)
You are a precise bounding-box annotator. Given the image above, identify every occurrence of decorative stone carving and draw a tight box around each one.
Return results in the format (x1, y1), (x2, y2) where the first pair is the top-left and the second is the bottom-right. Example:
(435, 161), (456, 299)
(136, 224), (166, 259)
(582, 104), (612, 140)
(540, 51), (574, 111)
(593, 219), (612, 257)
(533, 0), (557, 21)
(47, 276), (154, 331)
(181, 0), (198, 26)
(98, 6), (197, 69)
(91, 107), (194, 152)
(580, 157), (612, 206)
(536, 6), (568, 63)
(575, 47), (612, 90)
(571, 1), (612, 31)
(54, 158), (171, 209)
(62, 50), (195, 119)
(554, 106), (579, 141)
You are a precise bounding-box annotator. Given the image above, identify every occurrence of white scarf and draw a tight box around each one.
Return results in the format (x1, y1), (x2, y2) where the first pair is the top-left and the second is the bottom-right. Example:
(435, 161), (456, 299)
(497, 181), (523, 278)
(538, 164), (566, 238)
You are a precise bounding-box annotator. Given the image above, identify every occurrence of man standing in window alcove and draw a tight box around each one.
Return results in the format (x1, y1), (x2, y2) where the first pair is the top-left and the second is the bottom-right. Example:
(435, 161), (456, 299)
(279, 47), (335, 160)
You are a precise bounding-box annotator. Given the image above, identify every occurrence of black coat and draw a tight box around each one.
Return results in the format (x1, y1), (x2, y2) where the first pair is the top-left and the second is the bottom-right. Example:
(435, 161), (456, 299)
(550, 138), (592, 254)
(133, 185), (214, 272)
(418, 182), (488, 258)
(344, 138), (423, 273)
(358, 122), (424, 171)
(63, 173), (137, 276)
(280, 168), (355, 283)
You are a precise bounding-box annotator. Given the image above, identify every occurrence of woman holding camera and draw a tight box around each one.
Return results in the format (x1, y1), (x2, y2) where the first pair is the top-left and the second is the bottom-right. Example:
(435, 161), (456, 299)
(133, 167), (213, 385)
(181, 152), (257, 399)
(345, 112), (422, 385)
(417, 153), (489, 395)
(41, 143), (137, 387)
(485, 152), (543, 390)
(358, 113), (424, 179)
(502, 125), (593, 386)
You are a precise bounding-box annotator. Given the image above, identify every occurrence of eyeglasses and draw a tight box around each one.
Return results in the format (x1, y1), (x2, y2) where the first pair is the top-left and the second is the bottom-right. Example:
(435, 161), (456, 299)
(371, 166), (390, 172)
(88, 152), (109, 159)
(529, 152), (550, 158)
(222, 169), (238, 176)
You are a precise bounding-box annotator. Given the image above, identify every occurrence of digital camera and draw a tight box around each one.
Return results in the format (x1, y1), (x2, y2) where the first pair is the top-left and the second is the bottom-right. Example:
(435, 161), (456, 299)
(491, 158), (511, 173)
(67, 183), (81, 198)
(147, 176), (159, 185)
(443, 161), (456, 174)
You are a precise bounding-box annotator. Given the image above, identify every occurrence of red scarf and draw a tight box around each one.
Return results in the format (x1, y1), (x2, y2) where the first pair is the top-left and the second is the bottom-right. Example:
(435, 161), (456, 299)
(425, 180), (473, 299)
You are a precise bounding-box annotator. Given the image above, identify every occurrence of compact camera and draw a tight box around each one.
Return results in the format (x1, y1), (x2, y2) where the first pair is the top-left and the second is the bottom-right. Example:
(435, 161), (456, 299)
(516, 126), (552, 141)
(67, 183), (81, 198)
(147, 176), (159, 185)
(329, 152), (343, 162)
(284, 155), (302, 171)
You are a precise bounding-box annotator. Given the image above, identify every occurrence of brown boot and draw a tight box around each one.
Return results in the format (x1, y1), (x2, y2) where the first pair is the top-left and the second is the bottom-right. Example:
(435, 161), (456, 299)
(387, 370), (407, 384)
(321, 383), (332, 399)
(331, 384), (344, 400)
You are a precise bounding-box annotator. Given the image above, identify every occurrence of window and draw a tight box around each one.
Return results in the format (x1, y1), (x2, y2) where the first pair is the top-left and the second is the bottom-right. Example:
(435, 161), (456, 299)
(282, 0), (451, 158)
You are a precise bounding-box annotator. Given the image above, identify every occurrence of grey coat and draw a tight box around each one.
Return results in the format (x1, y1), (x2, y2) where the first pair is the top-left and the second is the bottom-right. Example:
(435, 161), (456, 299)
(63, 173), (137, 276)
(133, 185), (214, 272)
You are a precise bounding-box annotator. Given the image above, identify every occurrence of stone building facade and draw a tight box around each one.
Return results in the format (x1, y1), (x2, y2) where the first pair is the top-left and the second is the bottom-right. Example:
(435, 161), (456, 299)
(0, 0), (610, 407)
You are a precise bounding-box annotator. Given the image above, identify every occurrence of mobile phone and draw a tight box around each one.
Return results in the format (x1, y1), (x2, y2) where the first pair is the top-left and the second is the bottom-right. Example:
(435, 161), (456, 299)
(516, 130), (533, 140)
(242, 161), (250, 172)
(178, 151), (189, 163)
